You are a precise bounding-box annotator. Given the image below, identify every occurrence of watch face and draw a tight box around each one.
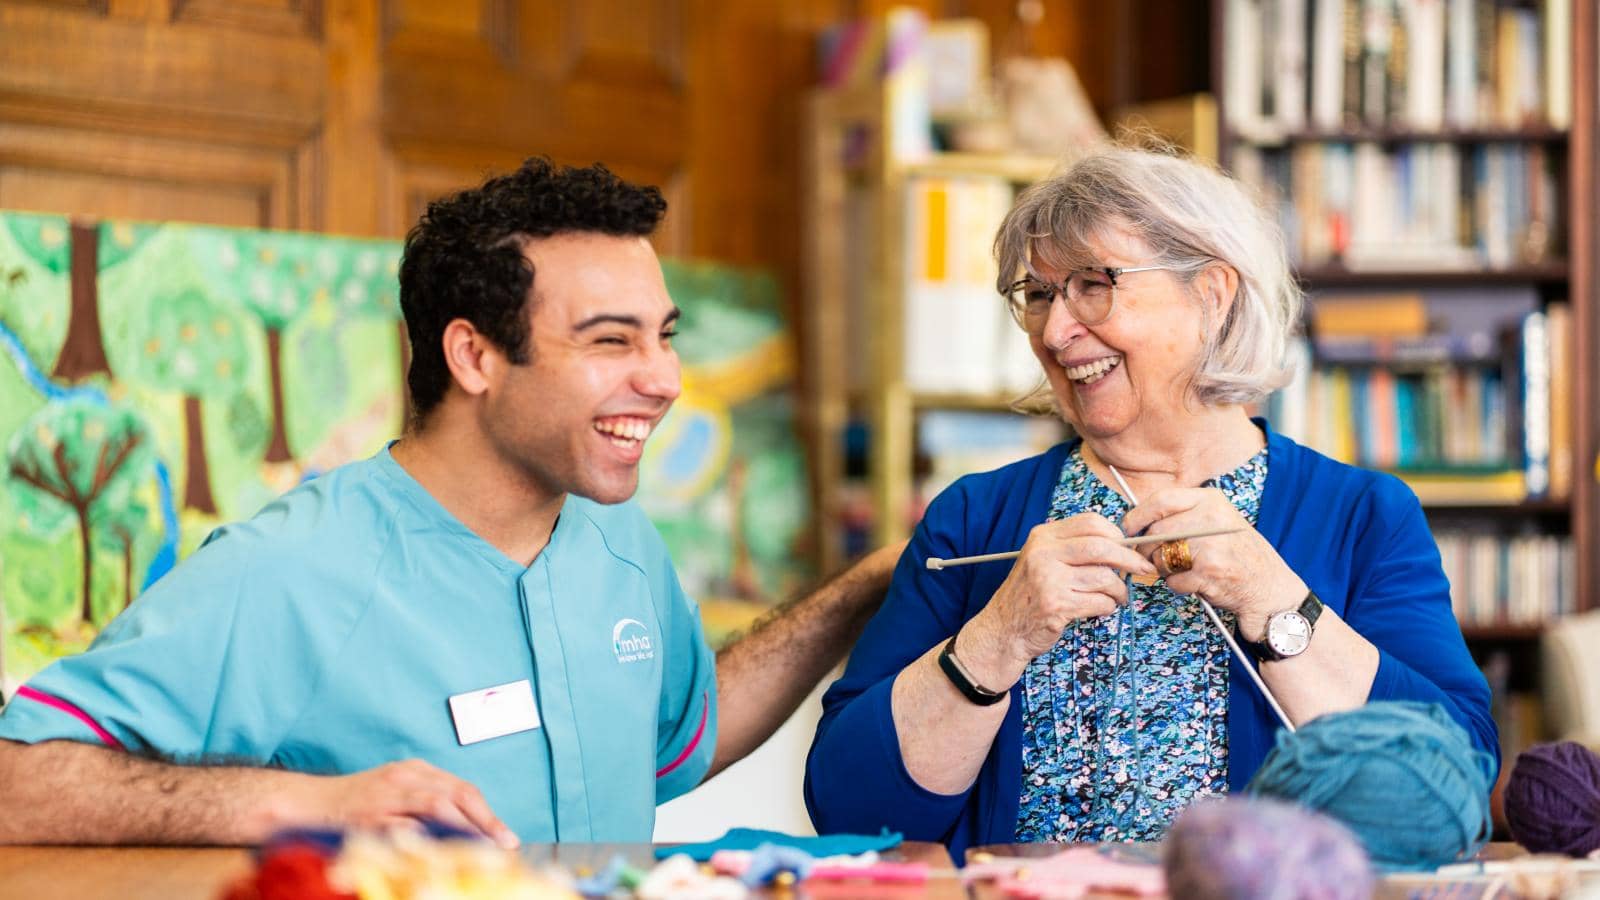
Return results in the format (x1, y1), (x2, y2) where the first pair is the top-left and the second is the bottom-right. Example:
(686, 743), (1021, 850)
(1268, 611), (1312, 657)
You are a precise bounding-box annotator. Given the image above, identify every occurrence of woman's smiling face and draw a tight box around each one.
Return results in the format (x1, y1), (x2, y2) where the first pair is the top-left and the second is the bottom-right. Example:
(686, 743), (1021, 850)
(1029, 226), (1212, 440)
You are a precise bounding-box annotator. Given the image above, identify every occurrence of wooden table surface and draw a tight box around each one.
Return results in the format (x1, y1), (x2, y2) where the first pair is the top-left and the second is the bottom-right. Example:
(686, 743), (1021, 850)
(0, 840), (964, 900)
(2, 840), (1586, 900)
(0, 845), (254, 900)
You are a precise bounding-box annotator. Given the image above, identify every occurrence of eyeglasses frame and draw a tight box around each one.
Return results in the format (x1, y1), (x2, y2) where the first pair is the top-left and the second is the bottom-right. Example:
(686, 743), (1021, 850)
(1003, 265), (1172, 331)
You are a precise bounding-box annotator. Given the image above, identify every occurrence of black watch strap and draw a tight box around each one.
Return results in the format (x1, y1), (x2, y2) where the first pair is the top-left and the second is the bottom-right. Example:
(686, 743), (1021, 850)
(937, 636), (1008, 706)
(1242, 590), (1324, 662)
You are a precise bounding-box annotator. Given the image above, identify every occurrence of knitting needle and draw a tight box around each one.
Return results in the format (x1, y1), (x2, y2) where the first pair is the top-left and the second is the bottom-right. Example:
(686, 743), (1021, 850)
(924, 526), (1247, 570)
(1102, 464), (1297, 734)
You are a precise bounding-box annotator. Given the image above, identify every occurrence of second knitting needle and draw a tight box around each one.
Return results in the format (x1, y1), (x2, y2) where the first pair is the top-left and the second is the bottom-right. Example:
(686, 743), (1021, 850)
(925, 525), (1246, 571)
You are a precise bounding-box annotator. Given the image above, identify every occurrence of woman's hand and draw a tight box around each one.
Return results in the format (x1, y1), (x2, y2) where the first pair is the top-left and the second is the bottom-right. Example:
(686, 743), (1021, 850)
(959, 513), (1158, 689)
(1121, 488), (1307, 641)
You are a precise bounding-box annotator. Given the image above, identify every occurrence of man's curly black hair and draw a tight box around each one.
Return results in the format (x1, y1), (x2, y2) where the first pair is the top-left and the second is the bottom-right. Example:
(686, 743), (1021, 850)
(398, 157), (667, 418)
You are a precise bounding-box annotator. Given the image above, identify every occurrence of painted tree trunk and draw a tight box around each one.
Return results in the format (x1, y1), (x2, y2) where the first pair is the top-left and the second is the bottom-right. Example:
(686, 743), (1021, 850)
(75, 507), (93, 625)
(263, 327), (292, 463)
(122, 540), (134, 609)
(397, 318), (412, 426)
(183, 393), (218, 515)
(726, 456), (761, 602)
(52, 223), (111, 382)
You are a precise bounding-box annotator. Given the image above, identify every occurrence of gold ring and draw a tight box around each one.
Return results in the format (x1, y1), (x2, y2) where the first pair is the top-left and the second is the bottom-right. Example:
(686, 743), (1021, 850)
(1159, 539), (1194, 575)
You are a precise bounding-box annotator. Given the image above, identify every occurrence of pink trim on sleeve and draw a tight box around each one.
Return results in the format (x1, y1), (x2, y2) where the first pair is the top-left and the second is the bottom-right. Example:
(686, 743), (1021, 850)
(655, 691), (709, 778)
(14, 686), (127, 751)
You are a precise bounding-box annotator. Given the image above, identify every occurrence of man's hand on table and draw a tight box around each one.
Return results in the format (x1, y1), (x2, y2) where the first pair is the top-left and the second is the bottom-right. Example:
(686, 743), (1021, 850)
(283, 759), (519, 849)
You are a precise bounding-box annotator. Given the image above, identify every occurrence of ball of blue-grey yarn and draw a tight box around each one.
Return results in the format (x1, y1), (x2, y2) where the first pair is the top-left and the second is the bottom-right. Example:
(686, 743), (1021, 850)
(1164, 797), (1374, 900)
(1245, 701), (1495, 872)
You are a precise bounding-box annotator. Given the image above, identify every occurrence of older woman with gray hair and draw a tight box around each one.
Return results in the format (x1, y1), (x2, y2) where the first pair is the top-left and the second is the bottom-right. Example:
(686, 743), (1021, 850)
(804, 147), (1496, 856)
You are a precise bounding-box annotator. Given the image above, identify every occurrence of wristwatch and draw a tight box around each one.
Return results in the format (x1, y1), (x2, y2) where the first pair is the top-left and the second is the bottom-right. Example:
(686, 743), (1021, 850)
(1243, 591), (1324, 662)
(937, 635), (1008, 706)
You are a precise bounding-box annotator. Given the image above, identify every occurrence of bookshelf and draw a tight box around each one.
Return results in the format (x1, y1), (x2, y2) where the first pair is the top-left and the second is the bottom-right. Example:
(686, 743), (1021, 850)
(1216, 0), (1597, 627)
(1214, 0), (1598, 818)
(803, 78), (1066, 571)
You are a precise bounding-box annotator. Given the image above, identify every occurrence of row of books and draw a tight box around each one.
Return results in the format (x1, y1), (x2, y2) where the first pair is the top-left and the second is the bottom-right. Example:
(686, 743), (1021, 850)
(1269, 295), (1572, 502)
(1440, 532), (1574, 626)
(1279, 363), (1512, 470)
(900, 175), (1038, 396)
(1225, 0), (1572, 139)
(1233, 141), (1560, 270)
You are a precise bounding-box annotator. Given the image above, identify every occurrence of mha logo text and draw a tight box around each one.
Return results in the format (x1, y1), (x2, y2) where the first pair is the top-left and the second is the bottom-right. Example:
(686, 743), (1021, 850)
(612, 618), (655, 664)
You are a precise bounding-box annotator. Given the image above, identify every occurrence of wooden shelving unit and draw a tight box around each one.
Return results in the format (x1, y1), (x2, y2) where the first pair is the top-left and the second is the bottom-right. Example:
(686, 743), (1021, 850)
(1297, 264), (1573, 288)
(1213, 0), (1597, 651)
(803, 83), (1061, 570)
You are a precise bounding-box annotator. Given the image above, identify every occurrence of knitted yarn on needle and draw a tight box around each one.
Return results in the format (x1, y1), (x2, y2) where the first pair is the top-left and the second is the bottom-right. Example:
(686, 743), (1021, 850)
(1504, 741), (1600, 857)
(1164, 797), (1374, 900)
(1245, 701), (1495, 871)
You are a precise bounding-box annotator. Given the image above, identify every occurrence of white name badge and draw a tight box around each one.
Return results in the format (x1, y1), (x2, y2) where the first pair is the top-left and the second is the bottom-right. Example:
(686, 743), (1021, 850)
(448, 680), (541, 746)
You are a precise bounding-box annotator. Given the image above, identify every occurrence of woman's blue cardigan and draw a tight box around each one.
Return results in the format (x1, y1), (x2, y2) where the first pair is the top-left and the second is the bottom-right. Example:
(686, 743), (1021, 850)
(804, 422), (1498, 859)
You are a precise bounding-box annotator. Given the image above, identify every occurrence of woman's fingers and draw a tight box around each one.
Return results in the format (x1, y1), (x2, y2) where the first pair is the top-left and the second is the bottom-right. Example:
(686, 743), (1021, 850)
(1121, 488), (1213, 537)
(1051, 535), (1158, 577)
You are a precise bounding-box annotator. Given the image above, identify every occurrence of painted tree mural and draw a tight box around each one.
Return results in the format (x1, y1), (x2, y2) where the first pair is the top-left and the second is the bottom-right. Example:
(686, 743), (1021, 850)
(6, 400), (154, 626)
(122, 287), (249, 515)
(0, 217), (119, 383)
(0, 214), (72, 377)
(189, 230), (401, 465)
(94, 485), (152, 611)
(331, 243), (407, 425)
(188, 230), (314, 464)
(2, 212), (806, 680)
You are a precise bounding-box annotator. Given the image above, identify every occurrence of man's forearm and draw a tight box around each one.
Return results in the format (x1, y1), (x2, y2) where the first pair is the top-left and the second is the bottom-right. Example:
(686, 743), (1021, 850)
(708, 541), (905, 776)
(0, 739), (311, 845)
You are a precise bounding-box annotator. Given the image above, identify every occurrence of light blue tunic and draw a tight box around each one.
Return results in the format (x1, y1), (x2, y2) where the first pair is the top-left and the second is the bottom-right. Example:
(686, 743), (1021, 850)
(0, 447), (718, 841)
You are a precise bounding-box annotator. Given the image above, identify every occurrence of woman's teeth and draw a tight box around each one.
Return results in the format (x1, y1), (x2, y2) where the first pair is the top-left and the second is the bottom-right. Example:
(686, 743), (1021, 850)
(1064, 355), (1123, 384)
(594, 418), (653, 447)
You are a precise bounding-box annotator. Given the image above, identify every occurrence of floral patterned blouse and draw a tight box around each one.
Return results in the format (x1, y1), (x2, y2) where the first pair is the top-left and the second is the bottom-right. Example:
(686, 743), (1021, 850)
(1013, 444), (1269, 843)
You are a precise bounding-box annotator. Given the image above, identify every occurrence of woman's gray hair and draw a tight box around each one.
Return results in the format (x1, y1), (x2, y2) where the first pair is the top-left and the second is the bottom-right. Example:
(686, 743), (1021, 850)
(995, 145), (1302, 407)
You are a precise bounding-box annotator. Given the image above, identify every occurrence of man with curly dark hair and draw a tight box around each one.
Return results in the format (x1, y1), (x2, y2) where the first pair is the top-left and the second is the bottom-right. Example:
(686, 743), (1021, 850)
(0, 159), (901, 847)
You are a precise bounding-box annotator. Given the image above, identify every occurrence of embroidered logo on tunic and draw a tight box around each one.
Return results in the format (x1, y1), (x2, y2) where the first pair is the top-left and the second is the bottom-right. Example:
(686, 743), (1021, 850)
(612, 618), (655, 664)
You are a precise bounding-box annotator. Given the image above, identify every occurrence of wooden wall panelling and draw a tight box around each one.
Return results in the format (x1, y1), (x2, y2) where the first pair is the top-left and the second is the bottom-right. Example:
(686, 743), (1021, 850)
(0, 120), (316, 229)
(0, 3), (324, 137)
(381, 0), (516, 66)
(324, 0), (386, 236)
(0, 0), (327, 228)
(380, 0), (691, 256)
(170, 0), (322, 38)
(564, 0), (681, 86)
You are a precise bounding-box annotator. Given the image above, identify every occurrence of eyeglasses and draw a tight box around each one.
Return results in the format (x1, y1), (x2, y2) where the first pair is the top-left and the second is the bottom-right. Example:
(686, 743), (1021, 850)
(1004, 265), (1171, 334)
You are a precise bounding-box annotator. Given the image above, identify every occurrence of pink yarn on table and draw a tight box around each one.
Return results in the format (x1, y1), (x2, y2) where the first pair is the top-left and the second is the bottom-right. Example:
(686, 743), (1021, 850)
(963, 846), (1165, 899)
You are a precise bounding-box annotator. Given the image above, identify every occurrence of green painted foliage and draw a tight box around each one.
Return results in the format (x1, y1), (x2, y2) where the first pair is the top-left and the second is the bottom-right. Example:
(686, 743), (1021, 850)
(2, 213), (71, 275)
(0, 215), (71, 387)
(124, 286), (252, 397)
(6, 400), (156, 526)
(661, 261), (784, 365)
(97, 221), (162, 271)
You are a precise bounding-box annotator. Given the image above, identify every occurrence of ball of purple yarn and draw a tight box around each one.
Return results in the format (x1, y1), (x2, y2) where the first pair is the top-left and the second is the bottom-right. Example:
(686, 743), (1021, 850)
(1504, 741), (1600, 857)
(1164, 797), (1375, 900)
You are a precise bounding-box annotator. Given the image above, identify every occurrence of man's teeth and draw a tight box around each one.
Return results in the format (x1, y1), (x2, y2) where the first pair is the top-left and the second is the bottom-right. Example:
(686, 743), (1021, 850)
(1065, 355), (1123, 384)
(594, 418), (653, 445)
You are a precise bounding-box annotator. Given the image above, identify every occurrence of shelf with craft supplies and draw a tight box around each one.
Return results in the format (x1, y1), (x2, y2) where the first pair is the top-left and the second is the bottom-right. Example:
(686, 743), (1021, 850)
(803, 8), (1101, 569)
(1217, 0), (1598, 837)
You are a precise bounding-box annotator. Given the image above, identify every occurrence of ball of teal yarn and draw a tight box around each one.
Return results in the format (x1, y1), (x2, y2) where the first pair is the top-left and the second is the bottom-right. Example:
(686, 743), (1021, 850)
(1245, 701), (1495, 872)
(1164, 797), (1375, 900)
